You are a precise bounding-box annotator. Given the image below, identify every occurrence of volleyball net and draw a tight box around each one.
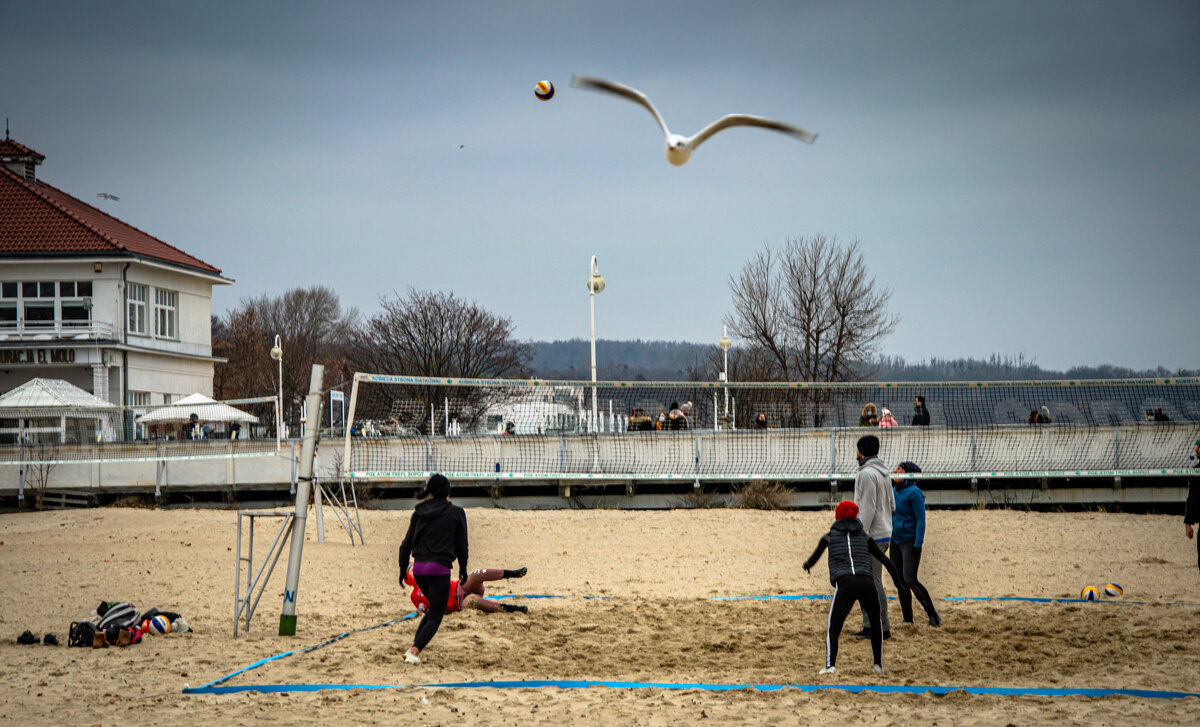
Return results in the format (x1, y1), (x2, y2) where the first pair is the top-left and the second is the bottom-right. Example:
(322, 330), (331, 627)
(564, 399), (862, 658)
(343, 374), (1200, 481)
(0, 393), (280, 466)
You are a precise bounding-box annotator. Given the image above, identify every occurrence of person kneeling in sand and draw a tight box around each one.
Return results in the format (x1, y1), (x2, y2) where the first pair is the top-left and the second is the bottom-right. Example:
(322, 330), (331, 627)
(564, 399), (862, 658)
(803, 500), (904, 677)
(404, 564), (530, 617)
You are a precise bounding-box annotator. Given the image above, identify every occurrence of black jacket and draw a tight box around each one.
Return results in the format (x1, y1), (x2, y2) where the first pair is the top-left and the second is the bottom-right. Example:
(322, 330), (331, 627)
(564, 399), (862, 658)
(1186, 462), (1200, 525)
(397, 498), (469, 578)
(803, 517), (901, 587)
(912, 406), (930, 426)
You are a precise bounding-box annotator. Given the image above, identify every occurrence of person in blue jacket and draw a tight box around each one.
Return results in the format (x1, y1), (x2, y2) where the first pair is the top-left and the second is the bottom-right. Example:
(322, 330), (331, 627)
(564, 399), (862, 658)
(890, 461), (941, 627)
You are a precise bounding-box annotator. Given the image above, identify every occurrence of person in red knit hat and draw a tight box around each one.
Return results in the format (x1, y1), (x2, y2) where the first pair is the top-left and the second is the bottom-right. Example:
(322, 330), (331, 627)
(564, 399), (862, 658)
(803, 500), (904, 676)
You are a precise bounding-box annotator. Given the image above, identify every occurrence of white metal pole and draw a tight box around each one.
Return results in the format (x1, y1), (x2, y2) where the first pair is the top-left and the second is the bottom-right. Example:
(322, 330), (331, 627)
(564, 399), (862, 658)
(279, 363), (323, 636)
(588, 257), (597, 431)
(590, 285), (597, 432)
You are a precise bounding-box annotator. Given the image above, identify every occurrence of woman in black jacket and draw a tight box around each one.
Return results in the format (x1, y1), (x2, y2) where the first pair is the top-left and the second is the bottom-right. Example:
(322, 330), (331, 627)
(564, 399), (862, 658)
(397, 473), (468, 664)
(803, 500), (904, 676)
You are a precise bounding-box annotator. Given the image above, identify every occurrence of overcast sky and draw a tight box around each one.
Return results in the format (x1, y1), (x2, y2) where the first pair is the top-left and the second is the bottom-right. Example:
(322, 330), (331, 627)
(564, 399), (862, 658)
(5, 1), (1198, 371)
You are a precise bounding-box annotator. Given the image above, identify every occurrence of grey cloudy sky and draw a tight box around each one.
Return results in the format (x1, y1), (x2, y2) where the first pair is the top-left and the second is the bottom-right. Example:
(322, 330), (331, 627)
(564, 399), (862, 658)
(6, 1), (1198, 371)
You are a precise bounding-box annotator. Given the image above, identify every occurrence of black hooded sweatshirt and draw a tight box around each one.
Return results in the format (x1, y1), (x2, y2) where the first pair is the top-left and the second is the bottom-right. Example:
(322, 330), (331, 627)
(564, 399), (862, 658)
(397, 498), (469, 578)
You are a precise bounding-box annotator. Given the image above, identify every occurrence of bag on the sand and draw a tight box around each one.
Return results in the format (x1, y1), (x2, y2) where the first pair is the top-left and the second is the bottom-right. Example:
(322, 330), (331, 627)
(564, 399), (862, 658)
(68, 621), (98, 648)
(97, 602), (140, 631)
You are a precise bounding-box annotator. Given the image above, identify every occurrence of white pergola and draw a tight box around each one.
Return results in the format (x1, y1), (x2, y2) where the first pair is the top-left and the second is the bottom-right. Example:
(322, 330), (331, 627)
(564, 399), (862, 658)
(0, 378), (120, 444)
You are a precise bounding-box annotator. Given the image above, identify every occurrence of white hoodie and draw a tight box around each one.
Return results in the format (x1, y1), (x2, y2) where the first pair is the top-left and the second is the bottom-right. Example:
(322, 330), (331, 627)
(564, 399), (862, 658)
(854, 456), (895, 542)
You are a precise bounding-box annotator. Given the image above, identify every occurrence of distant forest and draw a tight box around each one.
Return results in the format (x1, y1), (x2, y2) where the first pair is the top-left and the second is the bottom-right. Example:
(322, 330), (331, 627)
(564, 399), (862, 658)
(528, 339), (1198, 382)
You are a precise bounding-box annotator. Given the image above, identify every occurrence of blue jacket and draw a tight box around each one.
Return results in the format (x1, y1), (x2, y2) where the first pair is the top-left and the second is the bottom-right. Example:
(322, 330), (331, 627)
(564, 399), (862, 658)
(891, 479), (926, 547)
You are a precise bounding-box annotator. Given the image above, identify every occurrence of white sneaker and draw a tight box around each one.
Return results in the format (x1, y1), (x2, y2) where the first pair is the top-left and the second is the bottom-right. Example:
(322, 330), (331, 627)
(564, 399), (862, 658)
(405, 652), (420, 664)
(818, 666), (836, 675)
(872, 664), (884, 675)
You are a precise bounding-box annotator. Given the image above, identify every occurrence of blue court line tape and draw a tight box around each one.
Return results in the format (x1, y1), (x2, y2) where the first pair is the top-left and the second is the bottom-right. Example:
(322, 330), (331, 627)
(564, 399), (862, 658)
(714, 595), (1200, 606)
(188, 612), (418, 692)
(183, 679), (1200, 699)
(185, 593), (1200, 696)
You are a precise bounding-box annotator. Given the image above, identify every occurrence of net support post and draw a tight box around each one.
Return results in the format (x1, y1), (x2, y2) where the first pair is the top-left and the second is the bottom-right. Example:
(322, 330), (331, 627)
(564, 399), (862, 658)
(1113, 475), (1122, 490)
(279, 363), (324, 636)
(828, 479), (838, 507)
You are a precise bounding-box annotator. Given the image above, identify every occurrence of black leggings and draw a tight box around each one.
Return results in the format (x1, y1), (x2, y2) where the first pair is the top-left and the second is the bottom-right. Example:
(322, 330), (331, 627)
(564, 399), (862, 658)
(826, 574), (884, 668)
(413, 574), (451, 651)
(889, 541), (939, 622)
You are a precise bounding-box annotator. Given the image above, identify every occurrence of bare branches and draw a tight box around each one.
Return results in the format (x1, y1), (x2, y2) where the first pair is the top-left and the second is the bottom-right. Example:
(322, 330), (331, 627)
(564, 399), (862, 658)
(214, 286), (359, 428)
(726, 234), (899, 386)
(348, 288), (530, 379)
(344, 289), (531, 434)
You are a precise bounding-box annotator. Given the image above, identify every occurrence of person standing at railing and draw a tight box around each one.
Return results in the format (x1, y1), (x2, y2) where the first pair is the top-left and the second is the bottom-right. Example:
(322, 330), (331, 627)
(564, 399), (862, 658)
(859, 403), (878, 427)
(1185, 438), (1200, 611)
(911, 396), (930, 426)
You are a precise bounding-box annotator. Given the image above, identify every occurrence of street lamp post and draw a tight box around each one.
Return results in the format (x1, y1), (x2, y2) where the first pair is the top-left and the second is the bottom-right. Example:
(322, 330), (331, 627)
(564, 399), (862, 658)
(587, 256), (605, 432)
(270, 335), (283, 438)
(719, 326), (733, 428)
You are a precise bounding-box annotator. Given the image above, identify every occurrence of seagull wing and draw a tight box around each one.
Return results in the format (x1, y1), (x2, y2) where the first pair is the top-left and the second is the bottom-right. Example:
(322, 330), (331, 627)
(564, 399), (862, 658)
(571, 74), (671, 138)
(688, 114), (818, 151)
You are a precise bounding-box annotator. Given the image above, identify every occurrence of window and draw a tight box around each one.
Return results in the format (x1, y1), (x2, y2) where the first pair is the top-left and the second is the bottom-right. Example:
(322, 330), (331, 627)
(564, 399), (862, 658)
(127, 283), (148, 335)
(23, 301), (54, 326)
(2, 280), (95, 331)
(59, 280), (92, 326)
(154, 289), (178, 339)
(0, 284), (14, 326)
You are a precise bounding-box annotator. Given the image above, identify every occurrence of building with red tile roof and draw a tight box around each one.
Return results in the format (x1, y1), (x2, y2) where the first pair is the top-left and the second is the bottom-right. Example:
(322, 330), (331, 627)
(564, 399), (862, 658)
(1, 136), (232, 418)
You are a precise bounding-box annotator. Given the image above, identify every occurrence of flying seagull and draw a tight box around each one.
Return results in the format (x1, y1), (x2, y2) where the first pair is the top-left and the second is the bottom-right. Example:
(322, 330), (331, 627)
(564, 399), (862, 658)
(96, 192), (120, 201)
(571, 74), (818, 166)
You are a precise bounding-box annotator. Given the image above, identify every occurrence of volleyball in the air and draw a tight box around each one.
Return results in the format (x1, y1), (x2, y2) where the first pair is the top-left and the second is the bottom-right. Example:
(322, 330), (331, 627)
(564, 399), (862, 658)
(1104, 582), (1124, 597)
(1081, 586), (1100, 601)
(150, 615), (172, 634)
(535, 80), (555, 101)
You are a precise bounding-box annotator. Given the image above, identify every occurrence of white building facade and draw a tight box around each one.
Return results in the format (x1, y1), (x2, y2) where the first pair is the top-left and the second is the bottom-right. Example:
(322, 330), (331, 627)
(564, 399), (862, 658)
(0, 137), (230, 409)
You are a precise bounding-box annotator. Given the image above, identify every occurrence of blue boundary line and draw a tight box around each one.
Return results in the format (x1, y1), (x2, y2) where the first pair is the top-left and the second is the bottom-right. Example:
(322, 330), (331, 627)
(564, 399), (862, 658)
(183, 680), (1200, 699)
(184, 593), (1200, 697)
(714, 595), (1200, 606)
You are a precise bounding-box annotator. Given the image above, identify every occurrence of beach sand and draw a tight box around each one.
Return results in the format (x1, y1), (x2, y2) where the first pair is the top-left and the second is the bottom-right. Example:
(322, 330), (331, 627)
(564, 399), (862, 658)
(2, 506), (1198, 725)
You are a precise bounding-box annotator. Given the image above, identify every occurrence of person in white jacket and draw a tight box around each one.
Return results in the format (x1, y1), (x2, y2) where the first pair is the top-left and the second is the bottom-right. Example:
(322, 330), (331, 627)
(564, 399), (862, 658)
(852, 434), (895, 639)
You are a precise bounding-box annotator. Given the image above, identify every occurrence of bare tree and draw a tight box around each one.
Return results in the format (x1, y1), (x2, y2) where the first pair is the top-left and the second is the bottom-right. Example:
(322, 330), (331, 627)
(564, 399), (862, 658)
(27, 445), (57, 511)
(347, 288), (531, 433)
(216, 287), (358, 431)
(725, 235), (898, 426)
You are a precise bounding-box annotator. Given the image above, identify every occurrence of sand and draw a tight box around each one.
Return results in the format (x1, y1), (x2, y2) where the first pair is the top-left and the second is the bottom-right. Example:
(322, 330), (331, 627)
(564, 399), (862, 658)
(2, 506), (1199, 725)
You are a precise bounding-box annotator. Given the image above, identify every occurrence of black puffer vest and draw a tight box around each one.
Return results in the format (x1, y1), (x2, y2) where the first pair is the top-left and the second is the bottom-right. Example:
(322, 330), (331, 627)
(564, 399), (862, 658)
(825, 518), (875, 585)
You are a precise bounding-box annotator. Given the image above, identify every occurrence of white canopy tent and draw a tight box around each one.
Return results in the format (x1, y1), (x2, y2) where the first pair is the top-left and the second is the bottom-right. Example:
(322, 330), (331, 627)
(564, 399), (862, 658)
(135, 392), (259, 425)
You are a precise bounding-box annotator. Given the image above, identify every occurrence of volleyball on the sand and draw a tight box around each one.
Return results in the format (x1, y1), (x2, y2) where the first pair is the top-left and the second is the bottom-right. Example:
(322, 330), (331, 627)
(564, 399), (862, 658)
(535, 80), (555, 100)
(149, 615), (171, 634)
(1104, 583), (1124, 597)
(1081, 585), (1101, 601)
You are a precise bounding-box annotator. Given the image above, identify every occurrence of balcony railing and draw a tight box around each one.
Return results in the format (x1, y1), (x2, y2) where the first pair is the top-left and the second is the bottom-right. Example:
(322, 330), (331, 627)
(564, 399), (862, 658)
(0, 320), (115, 341)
